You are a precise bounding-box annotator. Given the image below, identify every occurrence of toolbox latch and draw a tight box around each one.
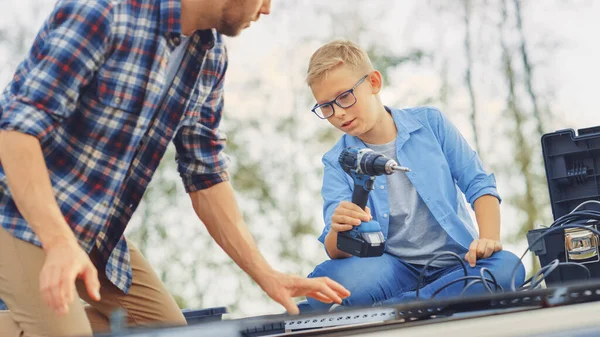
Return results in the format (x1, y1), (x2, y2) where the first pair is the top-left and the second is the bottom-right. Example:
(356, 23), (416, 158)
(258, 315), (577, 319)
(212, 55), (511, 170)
(564, 227), (600, 263)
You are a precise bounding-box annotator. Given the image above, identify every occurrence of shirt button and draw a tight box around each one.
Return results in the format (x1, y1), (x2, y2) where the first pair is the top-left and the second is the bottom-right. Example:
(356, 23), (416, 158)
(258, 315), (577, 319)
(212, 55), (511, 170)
(380, 185), (385, 190)
(102, 201), (108, 207)
(173, 36), (181, 45)
(383, 214), (388, 218)
(114, 97), (121, 104)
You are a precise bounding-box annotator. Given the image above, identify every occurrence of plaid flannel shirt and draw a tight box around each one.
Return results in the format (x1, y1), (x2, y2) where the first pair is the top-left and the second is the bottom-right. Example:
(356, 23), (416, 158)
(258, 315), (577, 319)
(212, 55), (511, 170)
(0, 0), (230, 293)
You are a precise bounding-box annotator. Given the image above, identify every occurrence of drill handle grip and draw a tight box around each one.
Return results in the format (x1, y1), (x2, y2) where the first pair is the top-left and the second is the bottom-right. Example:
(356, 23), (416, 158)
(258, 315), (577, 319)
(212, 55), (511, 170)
(352, 184), (370, 210)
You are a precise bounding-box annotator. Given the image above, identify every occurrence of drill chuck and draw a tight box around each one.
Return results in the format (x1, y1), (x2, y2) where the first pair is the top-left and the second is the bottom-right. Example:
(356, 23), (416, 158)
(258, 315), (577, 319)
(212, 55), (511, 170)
(339, 147), (410, 177)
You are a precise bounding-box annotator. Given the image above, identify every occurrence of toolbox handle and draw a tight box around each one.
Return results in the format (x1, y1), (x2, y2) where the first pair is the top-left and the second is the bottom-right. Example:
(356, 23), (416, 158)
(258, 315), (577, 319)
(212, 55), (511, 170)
(578, 126), (600, 137)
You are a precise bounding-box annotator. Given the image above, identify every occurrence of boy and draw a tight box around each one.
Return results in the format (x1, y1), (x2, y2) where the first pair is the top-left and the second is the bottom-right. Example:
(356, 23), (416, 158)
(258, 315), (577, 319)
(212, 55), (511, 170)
(304, 40), (525, 310)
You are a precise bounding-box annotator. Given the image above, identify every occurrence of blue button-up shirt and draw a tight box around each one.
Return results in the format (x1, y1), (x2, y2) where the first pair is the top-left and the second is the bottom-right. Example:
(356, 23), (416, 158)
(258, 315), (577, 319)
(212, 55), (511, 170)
(0, 0), (229, 293)
(319, 106), (500, 251)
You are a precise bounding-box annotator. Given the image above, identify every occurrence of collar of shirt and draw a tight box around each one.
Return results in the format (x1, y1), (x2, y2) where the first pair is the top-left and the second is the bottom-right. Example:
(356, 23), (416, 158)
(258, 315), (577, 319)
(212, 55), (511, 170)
(160, 0), (182, 37)
(160, 0), (215, 51)
(344, 106), (423, 150)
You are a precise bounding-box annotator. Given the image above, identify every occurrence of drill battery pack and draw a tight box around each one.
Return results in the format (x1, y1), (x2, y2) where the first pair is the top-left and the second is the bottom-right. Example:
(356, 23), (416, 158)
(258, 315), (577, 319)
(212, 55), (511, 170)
(337, 231), (385, 257)
(527, 126), (600, 286)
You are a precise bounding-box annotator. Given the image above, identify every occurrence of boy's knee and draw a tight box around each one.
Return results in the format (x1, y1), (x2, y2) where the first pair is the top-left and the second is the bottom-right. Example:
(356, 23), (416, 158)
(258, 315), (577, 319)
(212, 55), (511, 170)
(491, 250), (521, 265)
(306, 258), (376, 310)
(482, 250), (525, 288)
(308, 260), (353, 287)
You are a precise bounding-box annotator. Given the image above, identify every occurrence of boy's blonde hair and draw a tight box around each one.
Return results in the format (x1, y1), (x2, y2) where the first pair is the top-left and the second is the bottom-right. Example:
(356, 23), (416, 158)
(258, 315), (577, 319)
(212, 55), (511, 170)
(306, 40), (374, 86)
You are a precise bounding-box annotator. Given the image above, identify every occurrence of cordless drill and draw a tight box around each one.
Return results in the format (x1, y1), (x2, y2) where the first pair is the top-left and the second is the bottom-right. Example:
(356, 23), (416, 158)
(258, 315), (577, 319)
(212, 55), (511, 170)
(337, 147), (410, 257)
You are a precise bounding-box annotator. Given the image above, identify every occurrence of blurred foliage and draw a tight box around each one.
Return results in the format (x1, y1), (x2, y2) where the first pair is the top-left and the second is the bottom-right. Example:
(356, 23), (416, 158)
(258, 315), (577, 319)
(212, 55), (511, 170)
(369, 49), (428, 79)
(2, 0), (590, 316)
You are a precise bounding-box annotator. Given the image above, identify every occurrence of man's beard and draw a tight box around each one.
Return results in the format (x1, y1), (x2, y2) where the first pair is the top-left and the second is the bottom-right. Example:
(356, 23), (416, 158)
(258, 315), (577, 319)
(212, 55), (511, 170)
(218, 0), (247, 37)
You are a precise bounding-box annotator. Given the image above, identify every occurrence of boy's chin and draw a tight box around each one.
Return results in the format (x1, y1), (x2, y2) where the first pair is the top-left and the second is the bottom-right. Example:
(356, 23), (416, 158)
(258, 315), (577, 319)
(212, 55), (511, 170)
(339, 129), (363, 138)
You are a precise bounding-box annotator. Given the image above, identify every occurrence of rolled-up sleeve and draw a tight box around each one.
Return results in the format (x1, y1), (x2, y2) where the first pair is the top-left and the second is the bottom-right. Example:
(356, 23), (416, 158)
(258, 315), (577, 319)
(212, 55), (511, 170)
(174, 47), (230, 193)
(0, 99), (58, 139)
(433, 108), (501, 208)
(0, 1), (111, 139)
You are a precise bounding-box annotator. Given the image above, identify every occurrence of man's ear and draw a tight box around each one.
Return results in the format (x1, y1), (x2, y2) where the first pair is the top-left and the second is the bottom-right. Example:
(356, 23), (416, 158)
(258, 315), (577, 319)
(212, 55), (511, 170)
(369, 70), (383, 95)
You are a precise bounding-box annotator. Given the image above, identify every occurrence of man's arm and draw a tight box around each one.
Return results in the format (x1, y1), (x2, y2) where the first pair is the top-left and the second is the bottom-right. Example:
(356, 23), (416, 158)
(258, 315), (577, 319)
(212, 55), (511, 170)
(0, 132), (76, 250)
(173, 42), (349, 312)
(188, 181), (350, 314)
(188, 181), (275, 283)
(0, 132), (101, 313)
(0, 1), (113, 314)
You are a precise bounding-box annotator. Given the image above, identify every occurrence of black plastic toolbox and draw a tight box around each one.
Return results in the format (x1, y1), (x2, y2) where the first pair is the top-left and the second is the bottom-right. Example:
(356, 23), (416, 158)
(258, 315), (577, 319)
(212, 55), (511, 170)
(182, 306), (228, 324)
(527, 126), (600, 286)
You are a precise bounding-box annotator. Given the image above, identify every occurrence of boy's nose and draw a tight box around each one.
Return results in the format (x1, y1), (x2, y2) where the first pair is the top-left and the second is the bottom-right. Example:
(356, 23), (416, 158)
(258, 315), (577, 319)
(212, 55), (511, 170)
(333, 106), (347, 118)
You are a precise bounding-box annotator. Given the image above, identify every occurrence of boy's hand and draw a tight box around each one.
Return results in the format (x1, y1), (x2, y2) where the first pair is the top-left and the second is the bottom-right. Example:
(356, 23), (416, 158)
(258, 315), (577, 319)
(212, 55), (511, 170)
(464, 238), (503, 267)
(331, 201), (372, 233)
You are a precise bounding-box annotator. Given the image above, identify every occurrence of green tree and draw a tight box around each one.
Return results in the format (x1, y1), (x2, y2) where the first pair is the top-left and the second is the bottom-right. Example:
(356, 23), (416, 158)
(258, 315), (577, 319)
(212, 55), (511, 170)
(497, 0), (551, 271)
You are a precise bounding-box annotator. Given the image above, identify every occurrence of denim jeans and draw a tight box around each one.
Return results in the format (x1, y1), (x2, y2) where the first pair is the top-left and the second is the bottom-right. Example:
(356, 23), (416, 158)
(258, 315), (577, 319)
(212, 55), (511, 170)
(307, 250), (525, 311)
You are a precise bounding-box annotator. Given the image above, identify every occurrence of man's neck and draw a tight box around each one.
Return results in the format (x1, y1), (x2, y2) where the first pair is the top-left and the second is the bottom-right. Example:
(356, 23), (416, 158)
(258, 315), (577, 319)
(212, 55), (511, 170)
(180, 0), (221, 35)
(358, 106), (397, 145)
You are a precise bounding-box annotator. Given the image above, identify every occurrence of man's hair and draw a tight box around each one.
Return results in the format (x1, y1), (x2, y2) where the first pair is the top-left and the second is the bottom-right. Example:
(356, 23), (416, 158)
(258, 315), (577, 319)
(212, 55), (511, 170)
(306, 40), (374, 86)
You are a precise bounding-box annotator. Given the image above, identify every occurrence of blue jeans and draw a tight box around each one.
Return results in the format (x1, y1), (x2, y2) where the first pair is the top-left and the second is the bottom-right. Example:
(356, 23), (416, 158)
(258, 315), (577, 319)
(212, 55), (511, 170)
(307, 250), (525, 311)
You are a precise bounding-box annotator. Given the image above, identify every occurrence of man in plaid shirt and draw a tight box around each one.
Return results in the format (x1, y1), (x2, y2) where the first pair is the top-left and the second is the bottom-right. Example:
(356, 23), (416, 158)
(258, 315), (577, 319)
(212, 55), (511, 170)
(0, 0), (350, 336)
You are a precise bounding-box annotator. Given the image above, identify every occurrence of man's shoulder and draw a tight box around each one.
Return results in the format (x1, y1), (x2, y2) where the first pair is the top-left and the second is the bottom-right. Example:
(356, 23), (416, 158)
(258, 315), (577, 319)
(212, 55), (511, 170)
(45, 0), (116, 37)
(51, 0), (115, 19)
(54, 0), (164, 32)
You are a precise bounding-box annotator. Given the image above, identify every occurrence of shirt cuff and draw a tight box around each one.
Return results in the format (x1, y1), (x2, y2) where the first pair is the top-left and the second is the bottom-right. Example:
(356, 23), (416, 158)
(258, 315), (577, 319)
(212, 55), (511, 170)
(318, 228), (329, 245)
(467, 173), (502, 209)
(0, 98), (58, 140)
(318, 227), (335, 259)
(181, 171), (230, 193)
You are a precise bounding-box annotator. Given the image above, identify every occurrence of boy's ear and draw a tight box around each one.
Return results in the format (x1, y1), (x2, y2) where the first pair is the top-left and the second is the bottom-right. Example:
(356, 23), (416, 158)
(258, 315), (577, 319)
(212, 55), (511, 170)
(369, 70), (383, 95)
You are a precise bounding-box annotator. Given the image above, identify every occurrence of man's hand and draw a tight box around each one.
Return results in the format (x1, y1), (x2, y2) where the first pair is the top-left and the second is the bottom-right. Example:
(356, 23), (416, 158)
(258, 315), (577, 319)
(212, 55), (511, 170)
(39, 237), (101, 315)
(464, 238), (502, 267)
(257, 271), (351, 315)
(331, 201), (372, 233)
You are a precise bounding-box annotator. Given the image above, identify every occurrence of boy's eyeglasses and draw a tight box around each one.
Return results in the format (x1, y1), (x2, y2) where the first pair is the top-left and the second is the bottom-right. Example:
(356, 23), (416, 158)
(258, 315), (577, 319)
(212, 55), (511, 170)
(311, 74), (369, 119)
